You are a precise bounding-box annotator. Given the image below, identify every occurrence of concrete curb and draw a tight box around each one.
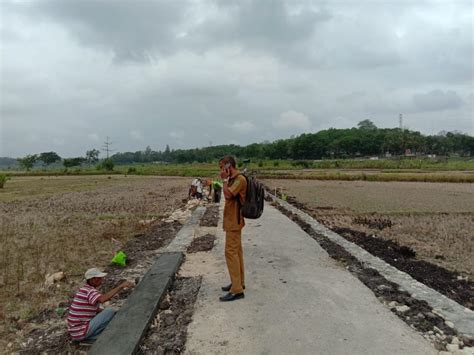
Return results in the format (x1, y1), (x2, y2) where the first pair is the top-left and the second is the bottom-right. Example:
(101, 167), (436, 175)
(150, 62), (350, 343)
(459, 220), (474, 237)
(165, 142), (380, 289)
(269, 193), (474, 340)
(91, 206), (207, 355)
(90, 252), (183, 355)
(165, 206), (206, 252)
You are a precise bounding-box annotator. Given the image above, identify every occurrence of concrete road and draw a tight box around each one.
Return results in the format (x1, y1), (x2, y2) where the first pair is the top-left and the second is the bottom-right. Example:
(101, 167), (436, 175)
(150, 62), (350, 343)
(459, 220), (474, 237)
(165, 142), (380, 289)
(183, 203), (435, 355)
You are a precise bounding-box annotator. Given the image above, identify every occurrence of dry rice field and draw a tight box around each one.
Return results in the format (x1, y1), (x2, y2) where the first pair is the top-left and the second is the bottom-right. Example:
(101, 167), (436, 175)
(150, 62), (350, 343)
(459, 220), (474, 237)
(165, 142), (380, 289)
(0, 175), (190, 346)
(264, 179), (474, 276)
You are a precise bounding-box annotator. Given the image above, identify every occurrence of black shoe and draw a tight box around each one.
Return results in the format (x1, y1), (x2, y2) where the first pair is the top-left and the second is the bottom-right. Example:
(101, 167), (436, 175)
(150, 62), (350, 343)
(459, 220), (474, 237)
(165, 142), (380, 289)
(219, 292), (245, 302)
(221, 284), (245, 292)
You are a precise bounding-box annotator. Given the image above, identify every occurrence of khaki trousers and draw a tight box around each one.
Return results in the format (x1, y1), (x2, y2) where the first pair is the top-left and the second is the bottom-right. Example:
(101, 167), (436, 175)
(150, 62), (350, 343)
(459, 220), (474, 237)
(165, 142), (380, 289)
(225, 230), (245, 294)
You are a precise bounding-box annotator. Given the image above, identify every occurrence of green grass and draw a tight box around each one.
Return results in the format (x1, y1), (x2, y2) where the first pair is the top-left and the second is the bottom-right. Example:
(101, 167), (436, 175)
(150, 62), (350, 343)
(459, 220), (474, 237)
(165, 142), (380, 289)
(2, 158), (473, 182)
(259, 171), (474, 183)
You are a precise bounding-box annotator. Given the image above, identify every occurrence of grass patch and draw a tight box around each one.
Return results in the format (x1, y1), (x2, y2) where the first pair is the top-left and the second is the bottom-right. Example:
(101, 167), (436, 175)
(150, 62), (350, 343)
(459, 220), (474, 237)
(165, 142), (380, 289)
(259, 171), (474, 183)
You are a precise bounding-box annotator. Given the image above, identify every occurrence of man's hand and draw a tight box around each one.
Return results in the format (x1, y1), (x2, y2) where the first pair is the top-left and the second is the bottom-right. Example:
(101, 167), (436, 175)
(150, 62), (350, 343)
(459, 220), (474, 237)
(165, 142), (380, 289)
(99, 280), (134, 304)
(120, 281), (134, 290)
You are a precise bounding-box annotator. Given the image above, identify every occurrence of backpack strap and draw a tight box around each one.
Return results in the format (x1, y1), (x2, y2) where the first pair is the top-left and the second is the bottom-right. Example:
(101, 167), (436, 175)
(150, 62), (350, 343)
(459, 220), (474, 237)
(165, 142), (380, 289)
(231, 173), (244, 225)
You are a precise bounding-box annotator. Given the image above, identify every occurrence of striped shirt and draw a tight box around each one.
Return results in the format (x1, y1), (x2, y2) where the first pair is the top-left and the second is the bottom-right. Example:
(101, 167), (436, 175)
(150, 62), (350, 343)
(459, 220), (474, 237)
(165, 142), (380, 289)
(67, 284), (102, 340)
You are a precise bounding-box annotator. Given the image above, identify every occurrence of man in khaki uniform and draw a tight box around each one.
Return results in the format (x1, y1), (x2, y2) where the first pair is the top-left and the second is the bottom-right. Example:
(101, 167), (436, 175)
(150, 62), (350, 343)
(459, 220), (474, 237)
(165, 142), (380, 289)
(219, 156), (247, 302)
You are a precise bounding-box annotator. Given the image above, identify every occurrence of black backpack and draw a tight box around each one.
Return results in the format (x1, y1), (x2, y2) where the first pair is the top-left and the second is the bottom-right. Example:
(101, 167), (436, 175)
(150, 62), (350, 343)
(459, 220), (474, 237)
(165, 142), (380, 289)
(238, 174), (265, 219)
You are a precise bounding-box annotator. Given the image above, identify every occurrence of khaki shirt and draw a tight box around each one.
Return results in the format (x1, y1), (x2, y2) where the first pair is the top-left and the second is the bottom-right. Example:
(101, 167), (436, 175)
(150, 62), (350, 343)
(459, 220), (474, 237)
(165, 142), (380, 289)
(223, 173), (247, 231)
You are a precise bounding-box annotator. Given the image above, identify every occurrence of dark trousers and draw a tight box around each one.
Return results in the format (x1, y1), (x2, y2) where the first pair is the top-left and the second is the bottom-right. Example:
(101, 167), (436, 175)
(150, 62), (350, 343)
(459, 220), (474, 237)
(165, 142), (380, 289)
(213, 188), (222, 203)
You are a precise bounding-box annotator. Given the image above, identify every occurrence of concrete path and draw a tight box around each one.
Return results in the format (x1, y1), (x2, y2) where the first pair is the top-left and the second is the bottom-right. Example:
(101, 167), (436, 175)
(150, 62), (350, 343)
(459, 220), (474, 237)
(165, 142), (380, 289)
(183, 203), (435, 355)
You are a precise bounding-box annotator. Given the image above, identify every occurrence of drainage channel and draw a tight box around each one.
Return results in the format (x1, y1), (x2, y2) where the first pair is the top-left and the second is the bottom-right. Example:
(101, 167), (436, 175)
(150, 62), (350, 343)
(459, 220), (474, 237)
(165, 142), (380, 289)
(268, 193), (474, 352)
(90, 206), (207, 355)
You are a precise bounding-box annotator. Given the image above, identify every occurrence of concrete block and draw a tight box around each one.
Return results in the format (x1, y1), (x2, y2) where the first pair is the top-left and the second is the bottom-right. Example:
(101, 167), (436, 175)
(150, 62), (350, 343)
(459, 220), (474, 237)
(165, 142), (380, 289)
(90, 252), (183, 355)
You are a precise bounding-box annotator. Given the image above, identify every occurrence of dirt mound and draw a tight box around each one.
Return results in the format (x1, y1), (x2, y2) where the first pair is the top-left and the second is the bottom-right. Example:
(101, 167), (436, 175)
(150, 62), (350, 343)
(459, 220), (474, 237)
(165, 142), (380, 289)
(139, 276), (202, 354)
(187, 234), (216, 253)
(333, 226), (474, 310)
(199, 205), (219, 227)
(352, 216), (393, 230)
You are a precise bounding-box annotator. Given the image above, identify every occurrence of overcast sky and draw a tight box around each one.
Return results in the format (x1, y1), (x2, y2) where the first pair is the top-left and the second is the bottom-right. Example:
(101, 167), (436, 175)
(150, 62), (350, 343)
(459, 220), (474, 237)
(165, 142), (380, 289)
(1, 0), (473, 158)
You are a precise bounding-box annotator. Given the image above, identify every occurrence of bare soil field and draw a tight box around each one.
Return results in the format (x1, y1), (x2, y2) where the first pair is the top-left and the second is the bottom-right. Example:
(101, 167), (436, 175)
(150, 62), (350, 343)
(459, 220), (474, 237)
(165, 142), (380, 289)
(0, 175), (190, 350)
(263, 180), (474, 277)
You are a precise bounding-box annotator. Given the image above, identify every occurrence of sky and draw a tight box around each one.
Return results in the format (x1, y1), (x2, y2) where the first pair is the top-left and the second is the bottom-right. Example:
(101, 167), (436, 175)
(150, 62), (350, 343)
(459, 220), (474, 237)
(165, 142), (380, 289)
(1, 0), (473, 158)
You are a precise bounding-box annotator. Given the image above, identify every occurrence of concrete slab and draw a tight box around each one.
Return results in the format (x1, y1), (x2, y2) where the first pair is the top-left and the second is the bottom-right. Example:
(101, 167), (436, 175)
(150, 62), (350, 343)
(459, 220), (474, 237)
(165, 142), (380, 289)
(271, 194), (474, 340)
(90, 252), (183, 355)
(165, 206), (206, 252)
(185, 203), (435, 355)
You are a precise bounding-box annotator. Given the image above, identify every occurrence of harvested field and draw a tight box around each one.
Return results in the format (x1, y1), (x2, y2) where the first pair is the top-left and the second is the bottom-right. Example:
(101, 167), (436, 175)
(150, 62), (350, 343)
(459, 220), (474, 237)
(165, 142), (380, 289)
(0, 175), (190, 350)
(263, 180), (474, 277)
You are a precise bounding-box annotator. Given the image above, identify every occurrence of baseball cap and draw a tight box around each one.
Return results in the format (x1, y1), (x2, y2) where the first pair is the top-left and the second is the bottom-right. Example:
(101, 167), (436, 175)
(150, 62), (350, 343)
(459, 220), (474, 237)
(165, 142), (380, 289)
(84, 268), (107, 280)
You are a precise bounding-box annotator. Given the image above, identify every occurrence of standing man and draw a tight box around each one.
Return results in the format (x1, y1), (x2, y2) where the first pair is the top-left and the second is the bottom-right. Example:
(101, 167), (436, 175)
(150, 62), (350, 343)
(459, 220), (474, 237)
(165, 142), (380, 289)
(219, 156), (247, 302)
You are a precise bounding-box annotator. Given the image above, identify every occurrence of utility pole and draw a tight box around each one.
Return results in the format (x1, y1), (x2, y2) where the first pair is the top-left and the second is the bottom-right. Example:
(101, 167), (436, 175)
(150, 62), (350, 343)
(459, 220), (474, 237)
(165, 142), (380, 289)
(399, 113), (403, 130)
(102, 136), (114, 159)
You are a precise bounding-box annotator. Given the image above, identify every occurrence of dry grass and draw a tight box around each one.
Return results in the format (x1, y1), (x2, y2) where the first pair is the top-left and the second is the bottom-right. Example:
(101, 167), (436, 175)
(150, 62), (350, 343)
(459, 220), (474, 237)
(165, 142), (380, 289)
(0, 175), (190, 344)
(264, 179), (474, 276)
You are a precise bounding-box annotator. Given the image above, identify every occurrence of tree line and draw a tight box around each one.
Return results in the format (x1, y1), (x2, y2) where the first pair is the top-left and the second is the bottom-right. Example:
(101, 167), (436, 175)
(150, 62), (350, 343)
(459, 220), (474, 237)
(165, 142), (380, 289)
(112, 121), (474, 164)
(8, 121), (474, 170)
(14, 149), (113, 171)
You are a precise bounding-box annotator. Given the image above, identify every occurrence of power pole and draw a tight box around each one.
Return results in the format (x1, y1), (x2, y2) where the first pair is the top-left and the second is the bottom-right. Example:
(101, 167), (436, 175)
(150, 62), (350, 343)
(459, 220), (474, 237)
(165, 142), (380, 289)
(102, 136), (114, 159)
(399, 113), (403, 130)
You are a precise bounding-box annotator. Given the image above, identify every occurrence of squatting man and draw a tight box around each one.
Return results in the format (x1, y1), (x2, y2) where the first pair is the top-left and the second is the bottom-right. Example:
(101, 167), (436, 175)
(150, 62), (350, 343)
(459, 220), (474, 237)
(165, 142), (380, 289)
(67, 268), (133, 342)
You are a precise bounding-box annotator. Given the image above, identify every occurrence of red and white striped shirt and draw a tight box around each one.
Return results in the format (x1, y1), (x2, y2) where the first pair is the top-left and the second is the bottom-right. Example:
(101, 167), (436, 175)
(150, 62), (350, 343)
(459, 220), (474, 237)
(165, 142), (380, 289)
(67, 284), (102, 340)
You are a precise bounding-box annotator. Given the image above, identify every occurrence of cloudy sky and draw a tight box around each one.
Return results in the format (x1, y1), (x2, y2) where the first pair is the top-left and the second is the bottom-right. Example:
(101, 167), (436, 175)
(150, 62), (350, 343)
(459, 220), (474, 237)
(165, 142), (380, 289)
(1, 0), (473, 158)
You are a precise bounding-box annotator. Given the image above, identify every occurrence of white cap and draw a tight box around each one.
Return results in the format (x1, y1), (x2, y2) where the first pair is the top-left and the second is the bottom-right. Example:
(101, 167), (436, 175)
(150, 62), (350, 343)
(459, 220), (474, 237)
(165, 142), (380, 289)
(84, 268), (107, 280)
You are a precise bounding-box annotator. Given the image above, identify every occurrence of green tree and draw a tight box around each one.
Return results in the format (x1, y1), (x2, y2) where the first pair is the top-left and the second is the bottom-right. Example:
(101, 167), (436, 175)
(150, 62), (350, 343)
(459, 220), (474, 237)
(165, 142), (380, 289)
(17, 154), (38, 171)
(86, 149), (100, 164)
(39, 152), (61, 166)
(63, 157), (86, 169)
(357, 119), (377, 130)
(0, 174), (10, 188)
(163, 144), (171, 162)
(102, 158), (114, 171)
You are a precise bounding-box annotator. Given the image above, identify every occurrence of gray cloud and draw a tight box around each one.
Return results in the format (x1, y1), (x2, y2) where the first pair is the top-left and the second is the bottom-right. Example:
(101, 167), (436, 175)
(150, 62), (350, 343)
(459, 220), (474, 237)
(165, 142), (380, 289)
(413, 90), (464, 112)
(1, 0), (472, 157)
(19, 0), (190, 62)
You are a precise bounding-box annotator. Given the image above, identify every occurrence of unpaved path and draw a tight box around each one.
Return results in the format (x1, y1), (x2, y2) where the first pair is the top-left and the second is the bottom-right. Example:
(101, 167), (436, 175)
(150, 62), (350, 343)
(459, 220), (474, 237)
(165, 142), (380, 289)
(183, 203), (435, 354)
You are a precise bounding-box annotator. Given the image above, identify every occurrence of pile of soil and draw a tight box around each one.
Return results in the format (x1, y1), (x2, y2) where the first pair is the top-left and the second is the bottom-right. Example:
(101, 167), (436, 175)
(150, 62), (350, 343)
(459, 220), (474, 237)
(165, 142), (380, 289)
(352, 216), (393, 230)
(187, 234), (216, 253)
(333, 227), (474, 310)
(102, 220), (183, 294)
(139, 277), (202, 354)
(199, 205), (219, 227)
(272, 202), (472, 351)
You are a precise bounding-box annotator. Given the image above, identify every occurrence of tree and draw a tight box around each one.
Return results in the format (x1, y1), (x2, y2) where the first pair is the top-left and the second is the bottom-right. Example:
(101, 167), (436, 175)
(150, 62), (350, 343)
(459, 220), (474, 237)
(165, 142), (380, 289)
(163, 144), (171, 162)
(357, 119), (377, 130)
(63, 157), (86, 169)
(0, 174), (9, 188)
(86, 149), (100, 164)
(18, 154), (38, 171)
(39, 152), (61, 166)
(102, 158), (114, 171)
